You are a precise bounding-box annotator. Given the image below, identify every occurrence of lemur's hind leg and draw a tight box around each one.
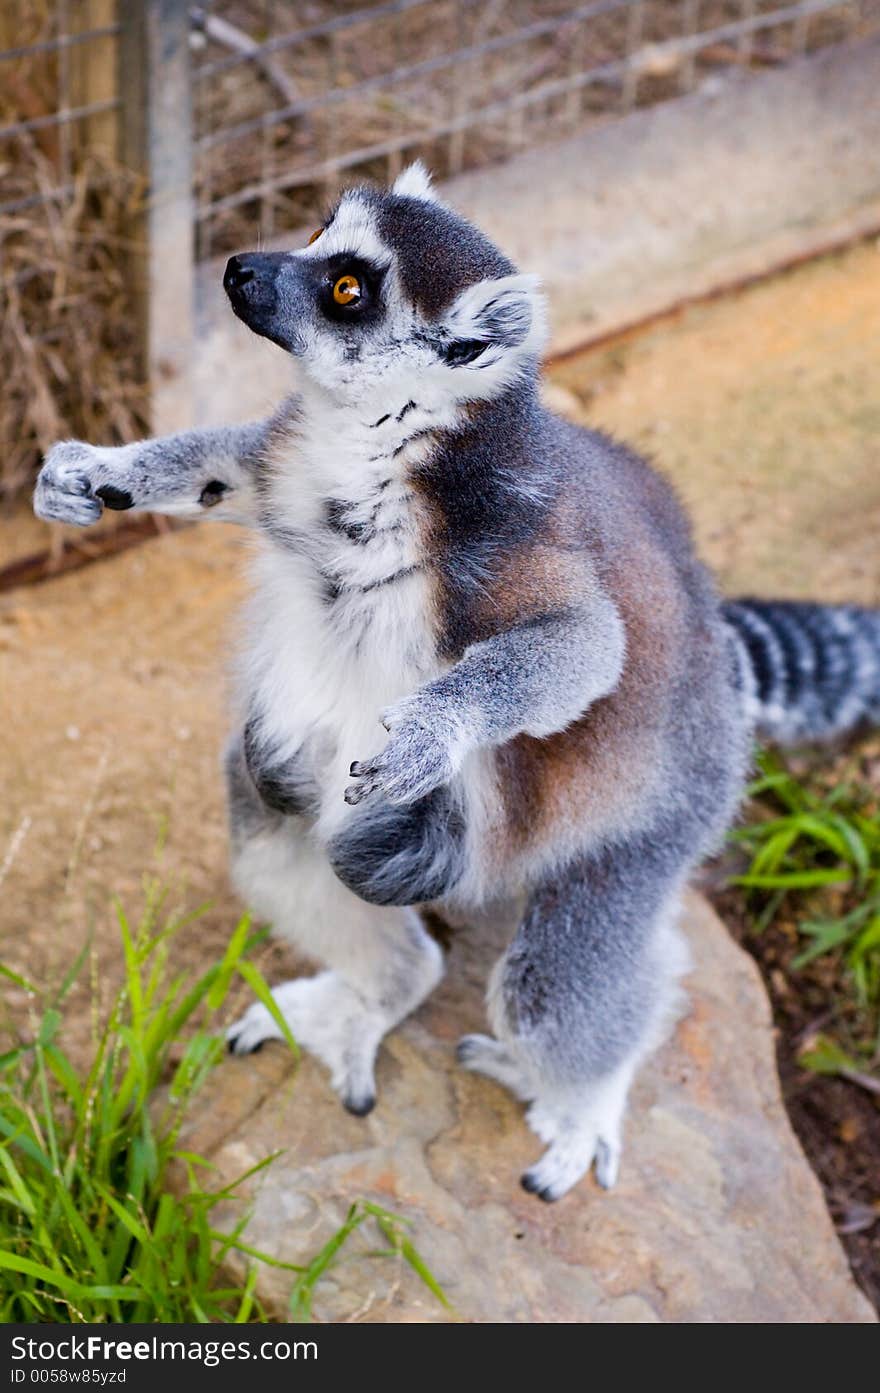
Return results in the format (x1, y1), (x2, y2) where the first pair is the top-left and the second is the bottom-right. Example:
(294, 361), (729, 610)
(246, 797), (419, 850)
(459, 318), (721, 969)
(223, 735), (444, 1115)
(458, 835), (691, 1200)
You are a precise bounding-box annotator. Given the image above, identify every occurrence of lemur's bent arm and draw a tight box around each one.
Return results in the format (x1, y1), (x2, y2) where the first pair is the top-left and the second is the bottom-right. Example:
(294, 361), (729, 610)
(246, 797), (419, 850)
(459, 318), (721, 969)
(430, 599), (625, 743)
(34, 421), (272, 528)
(346, 597), (626, 807)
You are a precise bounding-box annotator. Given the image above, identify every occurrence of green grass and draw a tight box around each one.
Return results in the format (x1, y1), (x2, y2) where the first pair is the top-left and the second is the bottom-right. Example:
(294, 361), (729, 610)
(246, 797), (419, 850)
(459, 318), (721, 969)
(0, 881), (448, 1322)
(730, 749), (880, 1081)
(287, 1199), (451, 1323)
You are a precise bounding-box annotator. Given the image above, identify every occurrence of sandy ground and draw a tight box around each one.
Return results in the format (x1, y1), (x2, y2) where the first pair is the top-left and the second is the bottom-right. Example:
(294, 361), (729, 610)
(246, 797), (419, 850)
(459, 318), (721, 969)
(550, 240), (880, 602)
(1, 239), (879, 1060)
(0, 525), (283, 1060)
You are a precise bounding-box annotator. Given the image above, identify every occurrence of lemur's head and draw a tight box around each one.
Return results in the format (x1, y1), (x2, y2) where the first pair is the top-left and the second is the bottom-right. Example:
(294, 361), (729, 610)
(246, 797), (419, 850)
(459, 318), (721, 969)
(223, 162), (545, 409)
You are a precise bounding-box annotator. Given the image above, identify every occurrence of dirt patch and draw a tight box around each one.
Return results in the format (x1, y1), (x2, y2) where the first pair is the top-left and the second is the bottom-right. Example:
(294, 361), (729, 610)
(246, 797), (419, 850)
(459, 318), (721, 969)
(0, 524), (296, 1068)
(549, 238), (880, 603)
(1, 240), (879, 1310)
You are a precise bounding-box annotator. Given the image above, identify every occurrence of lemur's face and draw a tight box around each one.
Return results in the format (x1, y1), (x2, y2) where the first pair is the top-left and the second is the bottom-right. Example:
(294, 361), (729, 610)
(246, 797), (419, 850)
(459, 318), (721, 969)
(223, 162), (545, 408)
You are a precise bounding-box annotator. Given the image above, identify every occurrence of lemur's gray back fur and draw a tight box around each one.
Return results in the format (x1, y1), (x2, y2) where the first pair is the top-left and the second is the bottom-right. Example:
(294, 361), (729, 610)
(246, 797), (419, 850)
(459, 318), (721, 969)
(33, 160), (880, 1202)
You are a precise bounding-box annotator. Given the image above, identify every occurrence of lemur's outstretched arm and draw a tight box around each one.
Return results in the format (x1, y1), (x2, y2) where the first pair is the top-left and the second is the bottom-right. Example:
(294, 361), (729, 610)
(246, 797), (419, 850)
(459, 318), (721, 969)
(34, 421), (272, 528)
(346, 598), (625, 807)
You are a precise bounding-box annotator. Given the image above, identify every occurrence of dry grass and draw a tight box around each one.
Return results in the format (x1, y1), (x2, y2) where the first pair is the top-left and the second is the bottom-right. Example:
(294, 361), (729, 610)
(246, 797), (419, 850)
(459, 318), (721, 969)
(0, 143), (148, 510)
(0, 2), (147, 510)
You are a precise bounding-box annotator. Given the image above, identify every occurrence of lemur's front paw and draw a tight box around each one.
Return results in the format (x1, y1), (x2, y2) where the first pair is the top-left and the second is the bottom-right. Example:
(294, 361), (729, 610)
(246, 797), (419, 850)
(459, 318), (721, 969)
(34, 442), (105, 526)
(344, 695), (464, 807)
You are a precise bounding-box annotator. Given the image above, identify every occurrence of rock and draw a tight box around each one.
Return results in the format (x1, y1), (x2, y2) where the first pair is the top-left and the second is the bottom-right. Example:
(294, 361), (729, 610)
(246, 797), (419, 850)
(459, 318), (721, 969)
(179, 892), (875, 1323)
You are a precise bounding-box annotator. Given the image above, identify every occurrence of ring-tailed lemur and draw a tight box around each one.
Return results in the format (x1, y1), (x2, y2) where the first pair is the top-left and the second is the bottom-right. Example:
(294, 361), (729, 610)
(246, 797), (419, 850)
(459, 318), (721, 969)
(34, 163), (880, 1201)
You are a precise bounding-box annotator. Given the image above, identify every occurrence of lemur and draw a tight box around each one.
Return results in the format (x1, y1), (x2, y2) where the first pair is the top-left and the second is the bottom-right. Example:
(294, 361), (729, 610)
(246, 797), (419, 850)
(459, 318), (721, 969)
(34, 163), (880, 1201)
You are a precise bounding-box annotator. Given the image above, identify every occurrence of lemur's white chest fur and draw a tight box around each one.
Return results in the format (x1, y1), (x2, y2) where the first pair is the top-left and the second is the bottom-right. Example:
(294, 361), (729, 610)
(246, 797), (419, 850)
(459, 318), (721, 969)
(238, 384), (453, 837)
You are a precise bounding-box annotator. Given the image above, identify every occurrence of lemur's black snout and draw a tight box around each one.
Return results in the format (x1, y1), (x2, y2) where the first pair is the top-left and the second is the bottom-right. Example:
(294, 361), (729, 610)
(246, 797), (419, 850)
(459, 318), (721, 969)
(223, 251), (299, 350)
(223, 255), (256, 295)
(224, 251), (289, 298)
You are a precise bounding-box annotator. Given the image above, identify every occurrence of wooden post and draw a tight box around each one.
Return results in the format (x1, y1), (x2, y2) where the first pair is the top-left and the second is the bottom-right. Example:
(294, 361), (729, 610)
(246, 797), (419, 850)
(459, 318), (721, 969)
(69, 0), (118, 159)
(118, 0), (194, 432)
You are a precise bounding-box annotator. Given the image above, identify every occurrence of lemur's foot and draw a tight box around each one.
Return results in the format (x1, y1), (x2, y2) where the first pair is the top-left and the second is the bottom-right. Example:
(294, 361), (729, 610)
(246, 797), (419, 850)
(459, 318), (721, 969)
(520, 1079), (626, 1201)
(226, 971), (383, 1116)
(458, 1031), (627, 1201)
(344, 693), (464, 807)
(34, 442), (105, 526)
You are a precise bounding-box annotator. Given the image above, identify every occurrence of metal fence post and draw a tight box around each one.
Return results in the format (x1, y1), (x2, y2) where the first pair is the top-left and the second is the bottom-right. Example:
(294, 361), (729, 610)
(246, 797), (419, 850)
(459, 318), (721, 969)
(118, 0), (194, 433)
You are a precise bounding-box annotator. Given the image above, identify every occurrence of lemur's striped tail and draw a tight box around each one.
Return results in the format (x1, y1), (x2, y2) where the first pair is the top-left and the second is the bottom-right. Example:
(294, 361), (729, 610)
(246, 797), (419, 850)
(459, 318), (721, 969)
(723, 599), (880, 744)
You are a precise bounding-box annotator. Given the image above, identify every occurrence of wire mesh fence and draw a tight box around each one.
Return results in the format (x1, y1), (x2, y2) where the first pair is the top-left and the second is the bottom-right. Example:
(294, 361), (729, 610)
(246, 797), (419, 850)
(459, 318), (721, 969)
(0, 2), (118, 216)
(1, 0), (878, 464)
(4, 3), (873, 241)
(3, 0), (874, 250)
(189, 0), (878, 258)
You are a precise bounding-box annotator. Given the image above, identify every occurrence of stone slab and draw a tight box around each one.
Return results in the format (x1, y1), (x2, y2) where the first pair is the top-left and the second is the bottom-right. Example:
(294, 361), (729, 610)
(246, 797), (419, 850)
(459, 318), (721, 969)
(179, 893), (876, 1324)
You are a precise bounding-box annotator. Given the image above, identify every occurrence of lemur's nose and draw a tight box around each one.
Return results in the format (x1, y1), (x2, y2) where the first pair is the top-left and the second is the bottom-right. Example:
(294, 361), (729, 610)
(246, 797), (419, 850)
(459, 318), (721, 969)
(224, 255), (257, 295)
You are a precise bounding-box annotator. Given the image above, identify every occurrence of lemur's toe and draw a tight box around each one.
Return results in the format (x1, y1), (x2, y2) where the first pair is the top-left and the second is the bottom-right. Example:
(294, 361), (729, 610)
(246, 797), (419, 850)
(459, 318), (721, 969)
(593, 1138), (621, 1190)
(342, 1089), (376, 1117)
(227, 1034), (265, 1056)
(520, 1170), (558, 1202)
(345, 755), (382, 804)
(456, 1033), (499, 1067)
(225, 1004), (282, 1056)
(455, 1035), (479, 1065)
(64, 472), (93, 496)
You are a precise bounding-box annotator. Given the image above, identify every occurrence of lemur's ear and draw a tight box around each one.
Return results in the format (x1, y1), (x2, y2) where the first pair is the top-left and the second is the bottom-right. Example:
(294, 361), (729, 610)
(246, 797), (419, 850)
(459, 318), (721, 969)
(442, 274), (546, 366)
(392, 160), (438, 202)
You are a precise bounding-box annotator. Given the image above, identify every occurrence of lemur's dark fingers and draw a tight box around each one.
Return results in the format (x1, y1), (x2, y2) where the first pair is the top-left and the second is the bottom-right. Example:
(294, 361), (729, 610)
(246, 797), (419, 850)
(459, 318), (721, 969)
(344, 782), (368, 805)
(60, 472), (93, 496)
(34, 485), (103, 526)
(344, 761), (382, 804)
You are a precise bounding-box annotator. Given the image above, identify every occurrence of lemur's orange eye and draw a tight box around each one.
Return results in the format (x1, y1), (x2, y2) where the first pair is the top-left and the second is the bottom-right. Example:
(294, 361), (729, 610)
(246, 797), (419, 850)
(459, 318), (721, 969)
(333, 274), (361, 305)
(307, 228), (323, 245)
